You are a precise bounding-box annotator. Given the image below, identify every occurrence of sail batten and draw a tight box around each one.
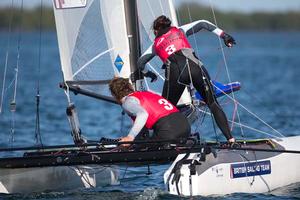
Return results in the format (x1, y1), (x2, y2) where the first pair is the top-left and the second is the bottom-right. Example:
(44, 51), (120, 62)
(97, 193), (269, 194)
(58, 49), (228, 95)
(72, 48), (114, 79)
(53, 0), (132, 98)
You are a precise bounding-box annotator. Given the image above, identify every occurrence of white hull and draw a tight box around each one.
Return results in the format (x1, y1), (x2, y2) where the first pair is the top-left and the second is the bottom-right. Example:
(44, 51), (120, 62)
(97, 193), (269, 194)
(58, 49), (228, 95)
(164, 136), (300, 196)
(0, 165), (119, 194)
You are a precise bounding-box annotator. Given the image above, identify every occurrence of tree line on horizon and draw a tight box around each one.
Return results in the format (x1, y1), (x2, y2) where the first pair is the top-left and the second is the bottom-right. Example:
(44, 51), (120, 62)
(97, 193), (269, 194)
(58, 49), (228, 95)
(0, 2), (299, 31)
(0, 7), (54, 31)
(177, 2), (300, 31)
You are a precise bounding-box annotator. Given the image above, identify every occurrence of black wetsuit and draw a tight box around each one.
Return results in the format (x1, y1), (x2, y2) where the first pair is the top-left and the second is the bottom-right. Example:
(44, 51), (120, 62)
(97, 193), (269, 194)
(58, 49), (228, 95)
(137, 20), (234, 140)
(163, 49), (232, 140)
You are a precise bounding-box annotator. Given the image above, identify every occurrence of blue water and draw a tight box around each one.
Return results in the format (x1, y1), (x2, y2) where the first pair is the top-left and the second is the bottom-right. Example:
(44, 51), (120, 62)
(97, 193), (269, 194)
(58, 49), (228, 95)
(0, 31), (300, 199)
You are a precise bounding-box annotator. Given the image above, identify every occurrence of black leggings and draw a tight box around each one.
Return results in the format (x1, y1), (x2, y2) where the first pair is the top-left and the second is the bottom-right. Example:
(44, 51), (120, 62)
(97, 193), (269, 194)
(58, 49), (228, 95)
(152, 112), (191, 140)
(134, 112), (190, 141)
(162, 52), (233, 140)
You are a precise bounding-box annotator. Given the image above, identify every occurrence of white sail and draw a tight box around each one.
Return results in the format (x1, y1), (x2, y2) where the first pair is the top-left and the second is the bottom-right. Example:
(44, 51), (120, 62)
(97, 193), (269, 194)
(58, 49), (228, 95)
(53, 0), (131, 97)
(53, 0), (191, 103)
(137, 0), (192, 105)
(137, 0), (178, 43)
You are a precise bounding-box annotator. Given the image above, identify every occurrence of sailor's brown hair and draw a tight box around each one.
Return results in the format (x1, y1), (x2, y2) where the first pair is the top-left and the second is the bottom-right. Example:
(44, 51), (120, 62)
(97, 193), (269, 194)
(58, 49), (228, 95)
(153, 15), (172, 34)
(109, 77), (134, 103)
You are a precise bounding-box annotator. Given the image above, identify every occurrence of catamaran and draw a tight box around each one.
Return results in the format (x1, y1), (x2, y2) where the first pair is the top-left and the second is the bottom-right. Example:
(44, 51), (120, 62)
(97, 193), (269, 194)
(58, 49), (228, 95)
(0, 0), (187, 194)
(0, 0), (299, 196)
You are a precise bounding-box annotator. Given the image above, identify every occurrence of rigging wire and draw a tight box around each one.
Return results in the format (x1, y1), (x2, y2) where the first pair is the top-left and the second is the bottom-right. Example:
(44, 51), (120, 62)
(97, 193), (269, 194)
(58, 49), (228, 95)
(0, 0), (14, 114)
(145, 0), (156, 20)
(186, 5), (200, 55)
(208, 0), (245, 139)
(174, 0), (182, 26)
(174, 1), (207, 130)
(175, 0), (284, 140)
(12, 0), (24, 109)
(186, 3), (222, 140)
(34, 0), (43, 147)
(158, 0), (165, 15)
(210, 82), (284, 137)
(9, 0), (24, 146)
(197, 108), (282, 139)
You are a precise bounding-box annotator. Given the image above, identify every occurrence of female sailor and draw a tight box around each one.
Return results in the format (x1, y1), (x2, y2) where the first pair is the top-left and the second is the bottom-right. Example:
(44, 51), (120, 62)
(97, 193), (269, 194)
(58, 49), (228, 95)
(109, 77), (190, 146)
(137, 15), (236, 143)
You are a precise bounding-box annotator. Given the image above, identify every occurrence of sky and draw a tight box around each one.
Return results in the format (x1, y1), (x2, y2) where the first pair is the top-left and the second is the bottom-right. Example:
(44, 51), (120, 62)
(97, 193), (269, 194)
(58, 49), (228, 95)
(0, 0), (300, 13)
(195, 0), (300, 13)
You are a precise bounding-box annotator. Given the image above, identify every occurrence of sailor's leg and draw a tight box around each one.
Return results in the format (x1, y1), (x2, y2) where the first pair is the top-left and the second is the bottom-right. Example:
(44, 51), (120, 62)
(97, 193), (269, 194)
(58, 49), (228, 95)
(162, 62), (186, 105)
(191, 63), (233, 140)
(153, 113), (191, 140)
(134, 126), (149, 140)
(131, 127), (150, 150)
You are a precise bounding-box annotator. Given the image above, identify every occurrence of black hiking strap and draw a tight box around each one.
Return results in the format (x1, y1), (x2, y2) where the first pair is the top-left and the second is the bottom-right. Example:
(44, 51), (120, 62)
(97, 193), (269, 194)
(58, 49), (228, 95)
(166, 151), (190, 194)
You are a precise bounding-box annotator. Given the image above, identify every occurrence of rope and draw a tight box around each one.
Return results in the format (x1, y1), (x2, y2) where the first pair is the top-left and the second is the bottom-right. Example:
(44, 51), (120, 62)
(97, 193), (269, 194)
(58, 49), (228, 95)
(197, 108), (282, 139)
(215, 145), (300, 154)
(210, 82), (284, 137)
(0, 0), (14, 114)
(235, 152), (256, 186)
(230, 100), (238, 131)
(63, 83), (72, 104)
(146, 63), (165, 80)
(70, 166), (96, 188)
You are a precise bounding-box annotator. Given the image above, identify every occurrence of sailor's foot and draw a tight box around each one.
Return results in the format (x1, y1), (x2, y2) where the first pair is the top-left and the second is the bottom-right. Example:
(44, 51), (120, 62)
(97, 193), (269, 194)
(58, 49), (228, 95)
(226, 137), (240, 148)
(230, 142), (241, 148)
(228, 137), (235, 143)
(75, 138), (87, 145)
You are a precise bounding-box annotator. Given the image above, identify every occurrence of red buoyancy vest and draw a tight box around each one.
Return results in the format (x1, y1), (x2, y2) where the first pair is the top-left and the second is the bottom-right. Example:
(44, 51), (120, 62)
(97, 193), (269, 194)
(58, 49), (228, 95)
(128, 91), (179, 129)
(154, 27), (192, 63)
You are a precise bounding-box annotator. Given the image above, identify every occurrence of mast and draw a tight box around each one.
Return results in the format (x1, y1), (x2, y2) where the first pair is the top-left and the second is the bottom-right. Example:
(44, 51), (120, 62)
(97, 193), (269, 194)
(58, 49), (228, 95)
(123, 0), (142, 89)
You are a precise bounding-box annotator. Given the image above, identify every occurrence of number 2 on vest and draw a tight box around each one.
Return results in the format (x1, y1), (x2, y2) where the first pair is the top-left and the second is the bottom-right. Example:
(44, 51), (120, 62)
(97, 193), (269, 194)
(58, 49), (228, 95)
(158, 99), (174, 110)
(165, 44), (176, 55)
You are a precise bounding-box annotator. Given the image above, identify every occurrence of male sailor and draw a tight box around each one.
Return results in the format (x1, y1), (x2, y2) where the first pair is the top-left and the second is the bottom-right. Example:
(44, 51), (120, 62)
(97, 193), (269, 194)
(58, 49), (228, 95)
(137, 15), (236, 143)
(109, 77), (190, 146)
